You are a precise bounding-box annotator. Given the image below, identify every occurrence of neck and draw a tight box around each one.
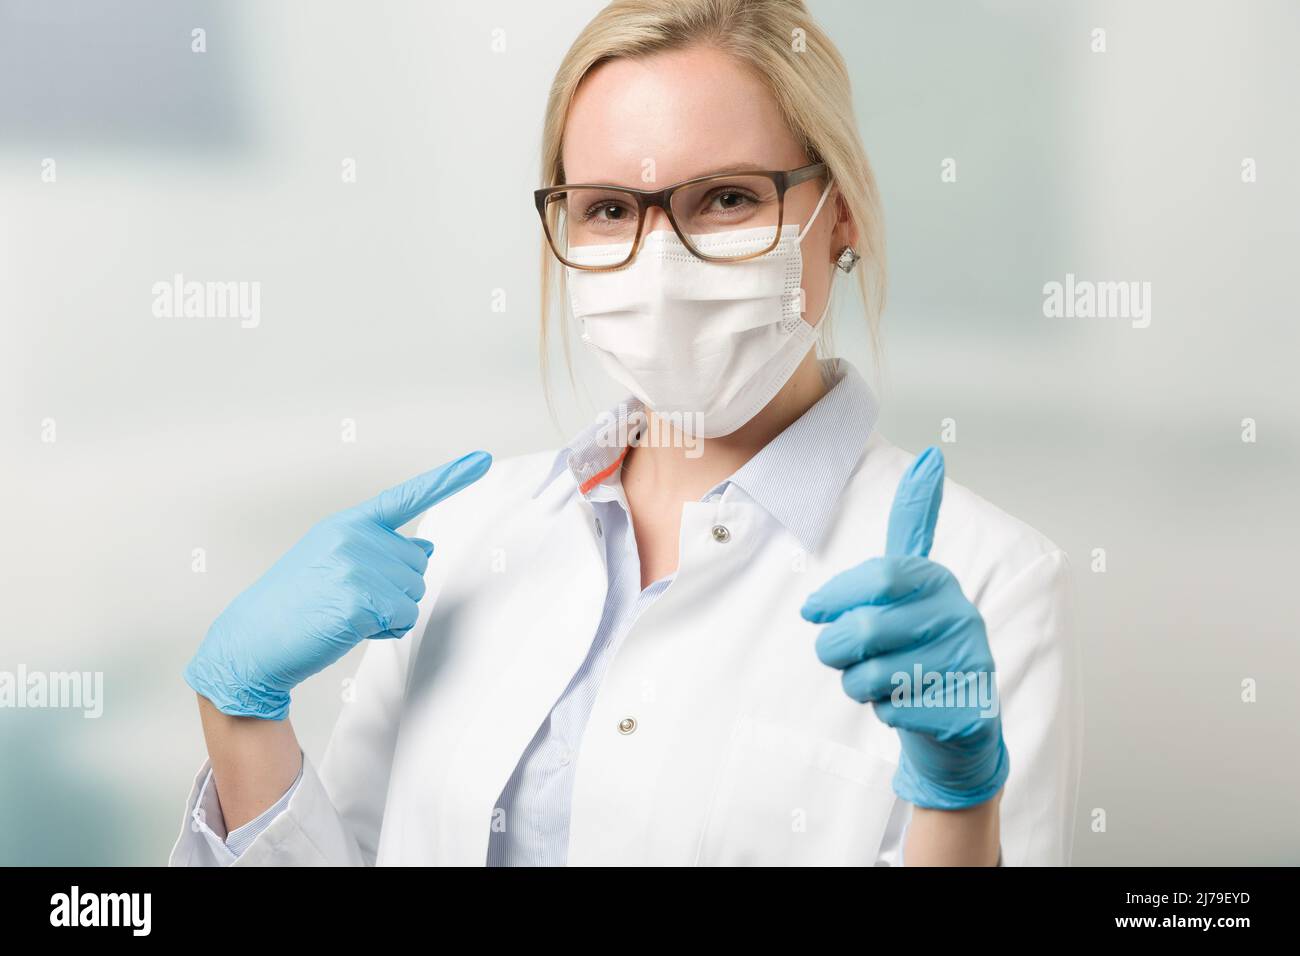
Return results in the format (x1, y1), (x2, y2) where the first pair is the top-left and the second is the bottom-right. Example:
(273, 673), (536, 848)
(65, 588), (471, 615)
(622, 348), (829, 502)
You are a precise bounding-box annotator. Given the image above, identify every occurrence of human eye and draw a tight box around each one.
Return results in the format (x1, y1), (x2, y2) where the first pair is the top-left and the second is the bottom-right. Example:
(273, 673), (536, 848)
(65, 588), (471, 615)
(703, 184), (761, 214)
(675, 175), (777, 229)
(566, 189), (638, 235)
(581, 198), (636, 224)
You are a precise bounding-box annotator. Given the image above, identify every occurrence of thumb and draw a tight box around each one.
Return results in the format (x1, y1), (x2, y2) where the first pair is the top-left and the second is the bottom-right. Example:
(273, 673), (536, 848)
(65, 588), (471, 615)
(885, 446), (944, 558)
(357, 450), (492, 530)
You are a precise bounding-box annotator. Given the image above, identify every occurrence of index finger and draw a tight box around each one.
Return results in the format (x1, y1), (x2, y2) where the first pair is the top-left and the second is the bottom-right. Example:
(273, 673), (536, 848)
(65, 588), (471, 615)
(885, 446), (944, 558)
(356, 450), (492, 530)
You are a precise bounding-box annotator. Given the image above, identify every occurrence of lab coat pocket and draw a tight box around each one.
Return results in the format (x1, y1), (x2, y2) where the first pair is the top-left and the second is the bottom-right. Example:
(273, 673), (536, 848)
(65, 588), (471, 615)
(695, 714), (899, 866)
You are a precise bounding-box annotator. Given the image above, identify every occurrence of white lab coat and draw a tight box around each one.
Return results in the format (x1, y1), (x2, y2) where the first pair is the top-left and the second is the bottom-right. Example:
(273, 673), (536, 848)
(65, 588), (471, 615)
(169, 430), (1082, 866)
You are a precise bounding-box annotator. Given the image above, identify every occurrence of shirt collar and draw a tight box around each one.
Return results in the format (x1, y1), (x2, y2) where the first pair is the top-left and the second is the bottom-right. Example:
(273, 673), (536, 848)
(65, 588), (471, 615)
(725, 358), (878, 551)
(532, 358), (878, 552)
(531, 398), (647, 501)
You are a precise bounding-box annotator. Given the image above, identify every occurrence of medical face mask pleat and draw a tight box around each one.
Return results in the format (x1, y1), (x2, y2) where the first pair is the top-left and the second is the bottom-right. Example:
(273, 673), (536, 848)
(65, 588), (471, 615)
(648, 228), (799, 336)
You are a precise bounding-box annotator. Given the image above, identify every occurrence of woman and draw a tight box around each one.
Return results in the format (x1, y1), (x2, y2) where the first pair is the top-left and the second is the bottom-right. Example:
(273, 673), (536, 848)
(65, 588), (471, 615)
(171, 0), (1081, 867)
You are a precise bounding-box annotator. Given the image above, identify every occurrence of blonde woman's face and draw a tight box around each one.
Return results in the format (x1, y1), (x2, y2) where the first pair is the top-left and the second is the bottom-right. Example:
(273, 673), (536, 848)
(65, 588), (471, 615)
(562, 44), (846, 328)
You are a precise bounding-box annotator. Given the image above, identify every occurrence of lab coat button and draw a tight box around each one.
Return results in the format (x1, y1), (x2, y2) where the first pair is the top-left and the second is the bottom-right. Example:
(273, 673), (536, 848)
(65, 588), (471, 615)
(618, 717), (637, 735)
(594, 517), (603, 538)
(711, 524), (731, 543)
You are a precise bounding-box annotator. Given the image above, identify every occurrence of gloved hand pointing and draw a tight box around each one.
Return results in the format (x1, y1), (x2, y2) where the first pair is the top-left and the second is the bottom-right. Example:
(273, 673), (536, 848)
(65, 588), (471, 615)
(184, 450), (492, 720)
(800, 447), (1009, 810)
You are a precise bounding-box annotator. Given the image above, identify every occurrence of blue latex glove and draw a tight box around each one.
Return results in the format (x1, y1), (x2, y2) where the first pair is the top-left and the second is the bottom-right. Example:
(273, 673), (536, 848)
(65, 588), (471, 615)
(801, 447), (1009, 810)
(184, 450), (492, 720)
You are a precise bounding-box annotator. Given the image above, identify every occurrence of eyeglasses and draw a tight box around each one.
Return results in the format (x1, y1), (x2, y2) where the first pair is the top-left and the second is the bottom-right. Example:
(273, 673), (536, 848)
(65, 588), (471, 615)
(534, 162), (828, 271)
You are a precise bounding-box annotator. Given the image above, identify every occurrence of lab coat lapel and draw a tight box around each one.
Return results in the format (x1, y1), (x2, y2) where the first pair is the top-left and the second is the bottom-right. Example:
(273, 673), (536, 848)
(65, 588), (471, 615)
(442, 486), (607, 864)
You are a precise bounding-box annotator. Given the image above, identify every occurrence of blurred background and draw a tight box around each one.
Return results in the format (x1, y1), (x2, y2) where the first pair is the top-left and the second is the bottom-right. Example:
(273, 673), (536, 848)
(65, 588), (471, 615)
(1, 0), (1296, 865)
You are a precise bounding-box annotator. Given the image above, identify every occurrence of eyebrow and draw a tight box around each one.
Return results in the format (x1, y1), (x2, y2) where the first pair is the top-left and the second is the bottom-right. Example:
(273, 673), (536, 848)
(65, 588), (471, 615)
(568, 162), (773, 189)
(699, 162), (768, 176)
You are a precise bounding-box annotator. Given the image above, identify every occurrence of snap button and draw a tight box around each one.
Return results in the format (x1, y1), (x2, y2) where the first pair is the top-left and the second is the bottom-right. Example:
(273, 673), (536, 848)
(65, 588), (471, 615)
(711, 524), (731, 543)
(618, 717), (637, 735)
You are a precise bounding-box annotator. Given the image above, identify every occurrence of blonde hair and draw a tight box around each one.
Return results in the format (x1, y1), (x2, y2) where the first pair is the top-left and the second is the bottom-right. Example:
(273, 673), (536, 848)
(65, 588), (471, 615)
(538, 0), (886, 398)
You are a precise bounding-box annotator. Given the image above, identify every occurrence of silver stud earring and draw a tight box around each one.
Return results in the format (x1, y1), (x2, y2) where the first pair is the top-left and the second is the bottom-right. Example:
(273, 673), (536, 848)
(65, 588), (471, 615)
(834, 246), (861, 274)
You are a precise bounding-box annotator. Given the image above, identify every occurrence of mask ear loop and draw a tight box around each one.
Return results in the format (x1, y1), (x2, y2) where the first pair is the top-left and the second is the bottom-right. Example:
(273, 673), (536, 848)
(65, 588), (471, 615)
(796, 179), (837, 350)
(795, 178), (835, 247)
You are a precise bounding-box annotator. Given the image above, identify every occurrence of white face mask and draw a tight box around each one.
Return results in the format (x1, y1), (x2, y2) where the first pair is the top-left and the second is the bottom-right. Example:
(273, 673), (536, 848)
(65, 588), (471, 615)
(566, 180), (834, 439)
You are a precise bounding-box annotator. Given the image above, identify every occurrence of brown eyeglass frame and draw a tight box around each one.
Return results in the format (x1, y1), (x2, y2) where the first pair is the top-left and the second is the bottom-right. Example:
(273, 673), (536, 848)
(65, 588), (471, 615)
(534, 162), (828, 271)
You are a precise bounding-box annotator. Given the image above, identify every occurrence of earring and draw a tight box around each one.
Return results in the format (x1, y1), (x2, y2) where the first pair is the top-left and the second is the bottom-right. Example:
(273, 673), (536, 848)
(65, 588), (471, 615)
(834, 246), (861, 274)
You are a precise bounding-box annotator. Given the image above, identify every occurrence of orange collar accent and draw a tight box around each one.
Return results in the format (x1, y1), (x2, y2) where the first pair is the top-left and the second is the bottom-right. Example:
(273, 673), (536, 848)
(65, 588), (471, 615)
(577, 445), (630, 496)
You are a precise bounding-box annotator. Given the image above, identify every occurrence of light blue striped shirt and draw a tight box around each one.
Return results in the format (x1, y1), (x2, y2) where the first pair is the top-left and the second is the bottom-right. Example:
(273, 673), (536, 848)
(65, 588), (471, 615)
(199, 357), (882, 865)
